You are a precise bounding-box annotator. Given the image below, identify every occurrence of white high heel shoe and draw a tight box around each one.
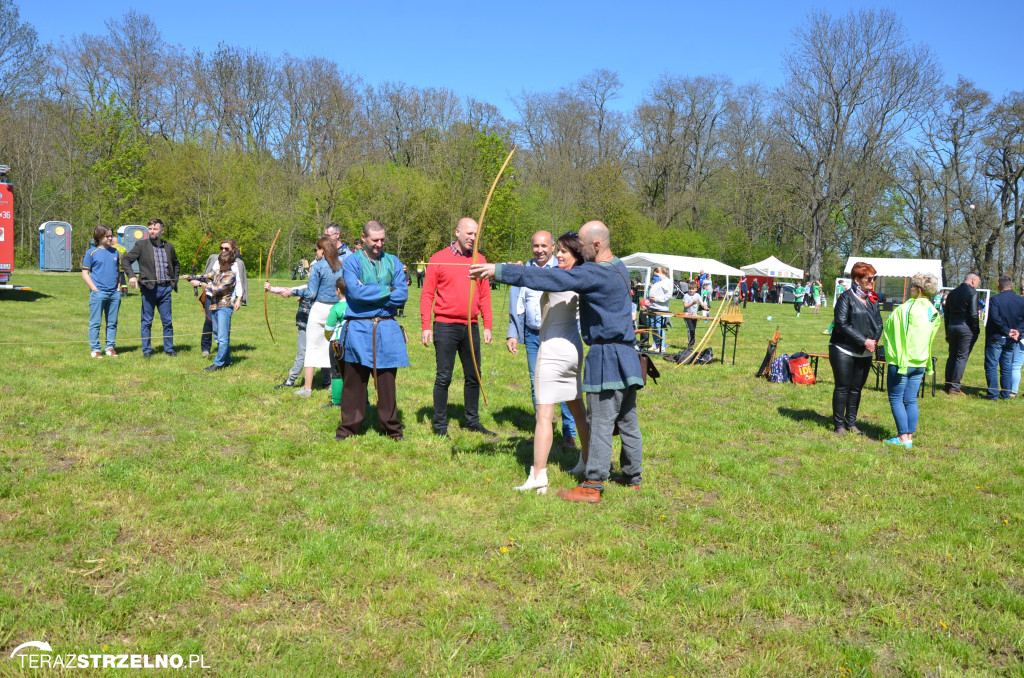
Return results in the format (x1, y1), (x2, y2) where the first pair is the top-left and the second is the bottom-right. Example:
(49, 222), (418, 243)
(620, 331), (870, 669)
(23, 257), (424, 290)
(514, 467), (548, 494)
(569, 457), (586, 478)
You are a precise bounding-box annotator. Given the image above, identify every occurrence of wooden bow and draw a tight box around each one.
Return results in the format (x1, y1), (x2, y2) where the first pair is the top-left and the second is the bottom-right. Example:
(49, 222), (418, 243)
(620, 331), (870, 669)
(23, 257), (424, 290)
(467, 145), (517, 407)
(264, 228), (282, 343)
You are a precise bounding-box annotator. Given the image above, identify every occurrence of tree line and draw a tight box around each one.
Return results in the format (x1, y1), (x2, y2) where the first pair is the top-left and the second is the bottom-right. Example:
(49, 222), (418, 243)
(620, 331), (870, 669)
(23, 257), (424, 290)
(1, 1), (1022, 285)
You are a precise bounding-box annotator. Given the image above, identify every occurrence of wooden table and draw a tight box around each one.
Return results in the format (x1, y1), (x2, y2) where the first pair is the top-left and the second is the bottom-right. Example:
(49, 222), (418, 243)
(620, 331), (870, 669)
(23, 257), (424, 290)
(642, 312), (743, 365)
(806, 353), (937, 396)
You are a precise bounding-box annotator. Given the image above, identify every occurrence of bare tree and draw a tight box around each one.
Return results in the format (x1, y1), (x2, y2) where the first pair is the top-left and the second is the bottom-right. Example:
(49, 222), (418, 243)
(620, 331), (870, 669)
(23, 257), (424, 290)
(774, 8), (940, 281)
(104, 10), (166, 133)
(0, 0), (49, 112)
(632, 74), (733, 230)
(984, 91), (1024, 272)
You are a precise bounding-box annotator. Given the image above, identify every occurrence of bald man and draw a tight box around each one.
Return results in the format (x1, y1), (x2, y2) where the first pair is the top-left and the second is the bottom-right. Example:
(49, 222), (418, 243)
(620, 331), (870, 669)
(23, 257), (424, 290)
(471, 221), (645, 504)
(421, 218), (494, 438)
(506, 230), (578, 448)
(944, 272), (981, 394)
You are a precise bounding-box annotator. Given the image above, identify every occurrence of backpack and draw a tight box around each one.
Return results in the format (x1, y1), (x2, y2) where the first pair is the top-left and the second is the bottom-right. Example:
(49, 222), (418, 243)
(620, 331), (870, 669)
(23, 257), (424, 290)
(768, 353), (791, 383)
(788, 351), (816, 385)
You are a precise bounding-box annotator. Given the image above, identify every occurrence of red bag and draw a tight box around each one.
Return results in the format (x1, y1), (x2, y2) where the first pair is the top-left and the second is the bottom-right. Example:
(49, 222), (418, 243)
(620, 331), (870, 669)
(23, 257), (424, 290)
(788, 353), (816, 385)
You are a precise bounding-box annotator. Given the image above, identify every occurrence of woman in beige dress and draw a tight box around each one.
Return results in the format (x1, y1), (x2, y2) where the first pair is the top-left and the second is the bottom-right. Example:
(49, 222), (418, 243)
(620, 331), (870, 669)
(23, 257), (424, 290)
(516, 232), (591, 493)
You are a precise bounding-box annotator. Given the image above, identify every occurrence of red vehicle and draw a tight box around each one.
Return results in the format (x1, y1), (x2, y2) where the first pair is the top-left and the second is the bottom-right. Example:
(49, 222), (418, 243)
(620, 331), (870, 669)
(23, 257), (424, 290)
(0, 164), (32, 291)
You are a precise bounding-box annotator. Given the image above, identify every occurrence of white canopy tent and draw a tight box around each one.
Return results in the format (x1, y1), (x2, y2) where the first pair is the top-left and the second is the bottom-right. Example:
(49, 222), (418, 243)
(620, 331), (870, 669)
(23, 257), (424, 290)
(842, 257), (943, 280)
(740, 255), (803, 279)
(838, 257), (947, 307)
(620, 252), (744, 292)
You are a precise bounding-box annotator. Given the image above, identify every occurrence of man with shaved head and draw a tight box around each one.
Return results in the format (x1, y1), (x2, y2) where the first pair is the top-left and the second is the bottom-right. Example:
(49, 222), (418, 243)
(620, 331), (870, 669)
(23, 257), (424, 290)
(421, 217), (494, 438)
(471, 220), (645, 504)
(506, 230), (579, 448)
(944, 272), (981, 395)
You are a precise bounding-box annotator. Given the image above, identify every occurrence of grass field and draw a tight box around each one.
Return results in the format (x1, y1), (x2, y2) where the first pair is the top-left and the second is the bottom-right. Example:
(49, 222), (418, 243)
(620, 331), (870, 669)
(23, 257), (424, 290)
(1, 270), (1022, 676)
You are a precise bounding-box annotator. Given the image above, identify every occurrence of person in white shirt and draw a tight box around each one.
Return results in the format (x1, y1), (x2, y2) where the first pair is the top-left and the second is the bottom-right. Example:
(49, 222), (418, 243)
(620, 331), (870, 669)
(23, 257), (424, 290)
(647, 266), (673, 352)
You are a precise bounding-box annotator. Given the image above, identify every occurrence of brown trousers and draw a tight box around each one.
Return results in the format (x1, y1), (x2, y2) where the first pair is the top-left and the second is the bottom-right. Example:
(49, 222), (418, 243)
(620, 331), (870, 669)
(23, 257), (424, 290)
(336, 362), (402, 439)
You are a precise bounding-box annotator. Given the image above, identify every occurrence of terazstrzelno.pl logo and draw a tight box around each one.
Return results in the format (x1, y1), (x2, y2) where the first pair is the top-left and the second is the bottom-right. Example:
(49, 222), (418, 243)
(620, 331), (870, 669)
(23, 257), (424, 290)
(9, 641), (210, 670)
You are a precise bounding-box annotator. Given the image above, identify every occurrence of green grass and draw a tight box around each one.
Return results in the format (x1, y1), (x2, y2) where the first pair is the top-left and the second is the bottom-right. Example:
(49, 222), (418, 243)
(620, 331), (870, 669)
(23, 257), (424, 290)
(1, 271), (1022, 676)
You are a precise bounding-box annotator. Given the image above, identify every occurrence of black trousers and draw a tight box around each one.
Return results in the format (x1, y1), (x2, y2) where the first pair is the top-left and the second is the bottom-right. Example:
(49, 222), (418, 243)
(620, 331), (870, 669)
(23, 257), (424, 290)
(432, 322), (481, 433)
(684, 318), (697, 347)
(944, 324), (976, 392)
(829, 344), (873, 430)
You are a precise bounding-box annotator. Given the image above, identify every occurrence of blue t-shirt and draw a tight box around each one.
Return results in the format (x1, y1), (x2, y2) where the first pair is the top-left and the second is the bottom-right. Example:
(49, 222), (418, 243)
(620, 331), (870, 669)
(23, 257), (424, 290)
(82, 245), (121, 292)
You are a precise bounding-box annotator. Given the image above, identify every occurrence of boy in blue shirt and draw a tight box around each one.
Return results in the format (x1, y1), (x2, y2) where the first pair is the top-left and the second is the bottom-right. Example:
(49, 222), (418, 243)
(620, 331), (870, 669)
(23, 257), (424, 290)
(81, 225), (122, 358)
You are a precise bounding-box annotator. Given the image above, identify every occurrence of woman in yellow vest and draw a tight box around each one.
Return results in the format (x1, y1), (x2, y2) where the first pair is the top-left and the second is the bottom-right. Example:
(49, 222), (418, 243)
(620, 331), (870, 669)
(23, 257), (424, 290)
(881, 273), (942, 449)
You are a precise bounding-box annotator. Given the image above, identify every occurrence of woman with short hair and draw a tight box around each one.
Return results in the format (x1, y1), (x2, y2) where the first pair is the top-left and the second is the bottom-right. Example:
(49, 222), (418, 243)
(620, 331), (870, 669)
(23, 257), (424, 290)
(881, 273), (942, 448)
(829, 262), (883, 434)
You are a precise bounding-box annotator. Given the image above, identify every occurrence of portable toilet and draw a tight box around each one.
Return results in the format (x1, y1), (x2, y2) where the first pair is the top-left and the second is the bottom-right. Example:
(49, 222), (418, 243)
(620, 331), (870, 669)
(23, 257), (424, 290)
(118, 224), (147, 275)
(38, 221), (73, 271)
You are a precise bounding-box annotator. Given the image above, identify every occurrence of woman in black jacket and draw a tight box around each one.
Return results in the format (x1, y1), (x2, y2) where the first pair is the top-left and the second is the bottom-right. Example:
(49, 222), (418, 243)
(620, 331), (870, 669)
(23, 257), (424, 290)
(829, 262), (883, 434)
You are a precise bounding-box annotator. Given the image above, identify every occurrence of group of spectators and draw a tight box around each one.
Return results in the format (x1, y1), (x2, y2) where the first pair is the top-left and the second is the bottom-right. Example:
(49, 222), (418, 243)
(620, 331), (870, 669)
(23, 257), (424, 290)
(828, 263), (1024, 448)
(82, 219), (248, 372)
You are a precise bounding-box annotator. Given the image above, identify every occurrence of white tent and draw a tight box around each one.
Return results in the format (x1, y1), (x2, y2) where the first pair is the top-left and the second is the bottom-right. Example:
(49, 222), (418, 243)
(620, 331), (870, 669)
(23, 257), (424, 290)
(843, 257), (943, 280)
(620, 252), (743, 280)
(740, 255), (803, 279)
(839, 257), (947, 307)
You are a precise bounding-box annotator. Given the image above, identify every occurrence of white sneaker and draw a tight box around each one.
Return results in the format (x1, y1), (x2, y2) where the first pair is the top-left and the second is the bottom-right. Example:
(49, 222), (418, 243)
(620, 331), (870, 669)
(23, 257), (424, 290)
(569, 458), (586, 477)
(514, 467), (548, 493)
(294, 388), (312, 398)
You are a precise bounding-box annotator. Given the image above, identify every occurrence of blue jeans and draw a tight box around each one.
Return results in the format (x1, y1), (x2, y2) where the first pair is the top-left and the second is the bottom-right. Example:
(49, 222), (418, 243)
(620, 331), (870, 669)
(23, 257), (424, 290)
(524, 326), (577, 440)
(649, 314), (667, 350)
(887, 365), (925, 435)
(140, 284), (174, 355)
(1011, 342), (1024, 396)
(88, 289), (121, 351)
(212, 306), (233, 367)
(984, 337), (1017, 399)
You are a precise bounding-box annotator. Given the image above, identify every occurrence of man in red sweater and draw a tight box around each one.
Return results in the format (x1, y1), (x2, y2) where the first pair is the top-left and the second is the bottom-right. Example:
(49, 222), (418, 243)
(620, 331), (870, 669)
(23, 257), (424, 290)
(421, 218), (495, 438)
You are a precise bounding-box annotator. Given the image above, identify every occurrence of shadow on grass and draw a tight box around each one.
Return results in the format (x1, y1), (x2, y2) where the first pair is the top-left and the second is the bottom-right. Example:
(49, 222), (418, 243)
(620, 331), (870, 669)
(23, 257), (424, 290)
(778, 406), (889, 440)
(0, 289), (51, 302)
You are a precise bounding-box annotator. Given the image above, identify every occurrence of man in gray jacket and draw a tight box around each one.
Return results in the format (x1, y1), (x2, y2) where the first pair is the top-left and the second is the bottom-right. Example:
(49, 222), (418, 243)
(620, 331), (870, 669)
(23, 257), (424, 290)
(121, 219), (180, 358)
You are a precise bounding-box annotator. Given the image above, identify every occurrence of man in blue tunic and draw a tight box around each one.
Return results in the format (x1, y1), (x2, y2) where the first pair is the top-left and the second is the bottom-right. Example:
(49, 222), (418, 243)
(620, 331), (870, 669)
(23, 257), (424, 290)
(336, 221), (410, 441)
(471, 221), (644, 503)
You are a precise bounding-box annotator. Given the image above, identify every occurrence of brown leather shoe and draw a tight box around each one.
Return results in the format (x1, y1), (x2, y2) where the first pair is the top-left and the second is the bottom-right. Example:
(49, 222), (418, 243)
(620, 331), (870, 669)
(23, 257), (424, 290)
(557, 481), (602, 503)
(948, 389), (965, 396)
(561, 436), (577, 450)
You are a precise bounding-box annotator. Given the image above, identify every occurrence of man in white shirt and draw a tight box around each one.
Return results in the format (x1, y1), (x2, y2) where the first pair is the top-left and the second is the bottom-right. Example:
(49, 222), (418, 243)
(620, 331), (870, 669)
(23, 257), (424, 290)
(506, 231), (579, 448)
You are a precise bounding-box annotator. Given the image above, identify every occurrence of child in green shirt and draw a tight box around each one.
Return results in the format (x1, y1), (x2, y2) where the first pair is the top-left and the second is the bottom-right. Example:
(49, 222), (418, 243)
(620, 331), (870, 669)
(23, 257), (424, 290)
(323, 277), (348, 408)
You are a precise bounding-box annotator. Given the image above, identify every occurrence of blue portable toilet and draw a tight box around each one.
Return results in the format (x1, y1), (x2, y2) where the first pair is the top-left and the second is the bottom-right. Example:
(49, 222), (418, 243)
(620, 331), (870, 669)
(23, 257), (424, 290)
(38, 221), (73, 271)
(118, 225), (147, 275)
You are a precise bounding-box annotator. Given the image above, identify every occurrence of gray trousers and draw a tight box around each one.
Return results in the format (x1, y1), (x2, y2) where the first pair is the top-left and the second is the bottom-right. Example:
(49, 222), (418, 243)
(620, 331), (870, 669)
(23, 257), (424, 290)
(288, 328), (307, 382)
(585, 386), (643, 488)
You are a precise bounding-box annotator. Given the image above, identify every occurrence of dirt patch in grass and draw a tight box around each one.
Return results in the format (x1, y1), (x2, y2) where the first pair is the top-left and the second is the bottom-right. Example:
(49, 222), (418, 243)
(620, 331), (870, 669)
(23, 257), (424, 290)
(48, 457), (77, 472)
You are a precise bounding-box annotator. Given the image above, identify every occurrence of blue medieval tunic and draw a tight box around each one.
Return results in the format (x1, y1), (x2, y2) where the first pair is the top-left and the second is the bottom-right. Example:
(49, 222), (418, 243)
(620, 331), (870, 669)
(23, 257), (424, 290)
(341, 250), (410, 369)
(494, 258), (643, 392)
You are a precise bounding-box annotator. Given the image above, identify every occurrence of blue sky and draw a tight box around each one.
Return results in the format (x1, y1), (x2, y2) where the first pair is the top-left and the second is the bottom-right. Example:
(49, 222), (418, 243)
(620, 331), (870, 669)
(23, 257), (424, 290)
(20, 0), (1023, 115)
